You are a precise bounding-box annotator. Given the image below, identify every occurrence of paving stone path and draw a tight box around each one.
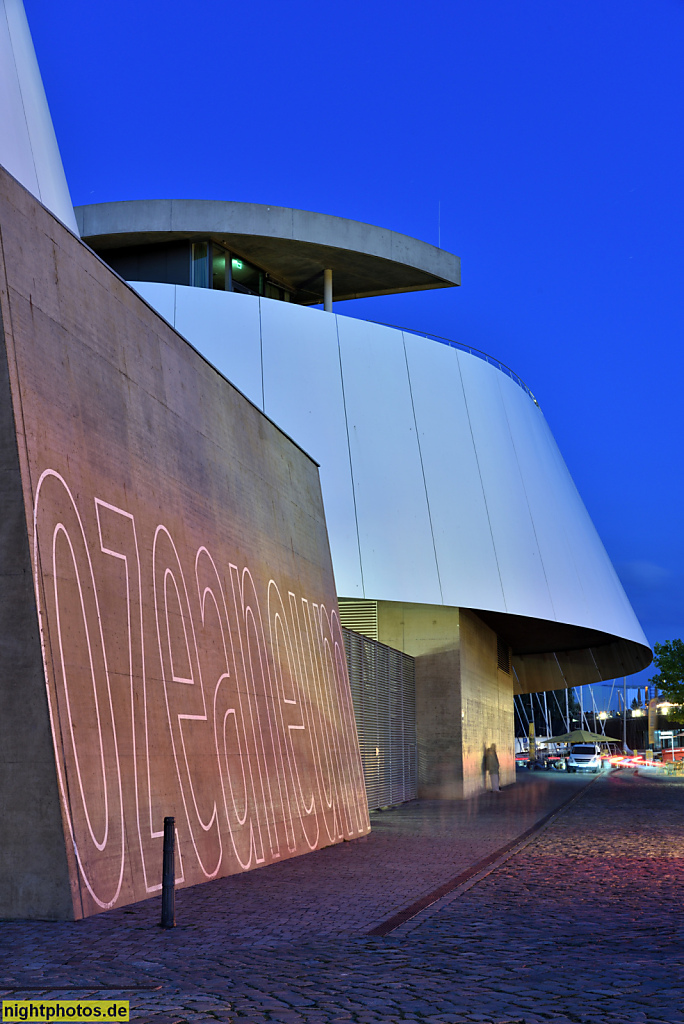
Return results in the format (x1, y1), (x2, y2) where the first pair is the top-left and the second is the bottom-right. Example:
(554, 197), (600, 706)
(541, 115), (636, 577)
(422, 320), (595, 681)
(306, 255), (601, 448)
(1, 771), (682, 1024)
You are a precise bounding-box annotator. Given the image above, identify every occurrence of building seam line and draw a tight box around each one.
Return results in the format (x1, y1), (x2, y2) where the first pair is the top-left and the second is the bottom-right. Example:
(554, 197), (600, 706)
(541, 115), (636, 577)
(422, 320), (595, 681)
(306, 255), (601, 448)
(335, 315), (365, 597)
(496, 373), (556, 619)
(402, 332), (443, 603)
(456, 351), (506, 610)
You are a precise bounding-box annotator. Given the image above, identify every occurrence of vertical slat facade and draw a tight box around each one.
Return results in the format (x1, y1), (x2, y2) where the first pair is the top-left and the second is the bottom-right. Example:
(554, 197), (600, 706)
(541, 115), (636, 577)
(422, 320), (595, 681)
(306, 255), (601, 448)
(343, 626), (417, 809)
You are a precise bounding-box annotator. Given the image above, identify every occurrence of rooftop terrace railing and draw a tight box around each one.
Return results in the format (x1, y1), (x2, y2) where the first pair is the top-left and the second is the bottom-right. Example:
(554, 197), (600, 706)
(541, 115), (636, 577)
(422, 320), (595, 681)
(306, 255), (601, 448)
(368, 319), (540, 407)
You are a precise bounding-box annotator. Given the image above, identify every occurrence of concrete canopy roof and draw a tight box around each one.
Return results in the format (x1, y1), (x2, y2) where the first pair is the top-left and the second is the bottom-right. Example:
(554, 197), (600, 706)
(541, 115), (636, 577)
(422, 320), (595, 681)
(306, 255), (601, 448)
(75, 199), (461, 304)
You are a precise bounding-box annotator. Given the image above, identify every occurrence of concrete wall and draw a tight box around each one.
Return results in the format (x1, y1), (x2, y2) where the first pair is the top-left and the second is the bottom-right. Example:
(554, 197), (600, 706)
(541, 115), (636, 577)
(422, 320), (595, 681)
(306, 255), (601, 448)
(0, 296), (73, 920)
(376, 601), (460, 659)
(0, 166), (369, 920)
(414, 646), (463, 799)
(459, 611), (515, 797)
(372, 601), (514, 799)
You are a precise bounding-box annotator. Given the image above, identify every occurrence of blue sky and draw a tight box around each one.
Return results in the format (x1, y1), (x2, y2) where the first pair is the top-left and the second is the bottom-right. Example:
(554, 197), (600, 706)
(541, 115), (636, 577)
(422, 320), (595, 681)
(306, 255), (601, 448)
(26, 0), (684, 700)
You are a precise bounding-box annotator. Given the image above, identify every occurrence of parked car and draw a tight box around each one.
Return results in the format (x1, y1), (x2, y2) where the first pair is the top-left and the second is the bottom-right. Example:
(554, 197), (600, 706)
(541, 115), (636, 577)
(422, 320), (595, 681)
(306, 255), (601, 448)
(543, 752), (564, 770)
(516, 750), (560, 770)
(566, 743), (602, 773)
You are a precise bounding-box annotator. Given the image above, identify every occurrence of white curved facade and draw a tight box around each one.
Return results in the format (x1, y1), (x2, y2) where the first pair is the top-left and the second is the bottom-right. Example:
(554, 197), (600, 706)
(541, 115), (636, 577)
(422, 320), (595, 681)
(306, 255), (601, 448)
(0, 0), (78, 233)
(131, 282), (647, 657)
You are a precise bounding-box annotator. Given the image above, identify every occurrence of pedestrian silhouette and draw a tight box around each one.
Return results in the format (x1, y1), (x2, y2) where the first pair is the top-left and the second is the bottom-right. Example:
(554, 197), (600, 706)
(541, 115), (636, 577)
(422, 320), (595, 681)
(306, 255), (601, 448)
(485, 743), (500, 792)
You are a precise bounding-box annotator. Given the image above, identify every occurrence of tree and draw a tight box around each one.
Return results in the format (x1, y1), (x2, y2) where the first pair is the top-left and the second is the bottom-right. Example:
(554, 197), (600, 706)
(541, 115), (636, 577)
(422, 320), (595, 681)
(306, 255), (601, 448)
(649, 639), (684, 705)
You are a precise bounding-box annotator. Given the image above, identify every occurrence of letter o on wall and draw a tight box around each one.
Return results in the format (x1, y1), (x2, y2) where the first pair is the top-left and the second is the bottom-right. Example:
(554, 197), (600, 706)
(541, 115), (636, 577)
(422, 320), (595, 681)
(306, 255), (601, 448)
(33, 470), (125, 910)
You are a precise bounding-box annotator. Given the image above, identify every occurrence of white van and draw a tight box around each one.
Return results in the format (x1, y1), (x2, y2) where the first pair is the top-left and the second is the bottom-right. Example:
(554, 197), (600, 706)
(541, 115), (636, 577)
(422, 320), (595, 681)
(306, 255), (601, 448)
(566, 743), (602, 773)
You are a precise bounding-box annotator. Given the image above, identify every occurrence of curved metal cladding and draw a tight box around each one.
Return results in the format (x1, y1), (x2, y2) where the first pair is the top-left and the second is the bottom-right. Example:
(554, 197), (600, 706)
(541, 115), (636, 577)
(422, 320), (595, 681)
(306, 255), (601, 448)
(0, 0), (78, 233)
(131, 284), (652, 689)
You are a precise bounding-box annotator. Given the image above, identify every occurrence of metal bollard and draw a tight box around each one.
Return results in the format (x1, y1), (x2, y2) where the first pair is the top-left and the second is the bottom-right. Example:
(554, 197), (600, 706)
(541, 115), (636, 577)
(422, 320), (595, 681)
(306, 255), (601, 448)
(160, 816), (176, 928)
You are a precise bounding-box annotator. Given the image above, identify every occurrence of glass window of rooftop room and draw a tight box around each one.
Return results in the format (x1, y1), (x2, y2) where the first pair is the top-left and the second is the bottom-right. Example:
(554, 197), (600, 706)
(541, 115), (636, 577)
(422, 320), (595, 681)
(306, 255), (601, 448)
(264, 281), (291, 301)
(231, 255), (263, 296)
(191, 242), (209, 288)
(212, 243), (230, 291)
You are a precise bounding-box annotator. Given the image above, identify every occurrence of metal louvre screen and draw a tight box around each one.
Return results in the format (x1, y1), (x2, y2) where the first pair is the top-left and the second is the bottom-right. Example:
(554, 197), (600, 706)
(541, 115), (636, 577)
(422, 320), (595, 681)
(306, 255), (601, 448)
(342, 626), (417, 809)
(497, 635), (511, 673)
(338, 598), (378, 640)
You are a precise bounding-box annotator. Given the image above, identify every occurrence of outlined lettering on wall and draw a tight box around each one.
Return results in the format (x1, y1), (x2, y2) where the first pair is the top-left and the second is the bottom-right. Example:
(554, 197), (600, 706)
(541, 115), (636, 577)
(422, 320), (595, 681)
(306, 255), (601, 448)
(34, 471), (126, 912)
(32, 470), (369, 914)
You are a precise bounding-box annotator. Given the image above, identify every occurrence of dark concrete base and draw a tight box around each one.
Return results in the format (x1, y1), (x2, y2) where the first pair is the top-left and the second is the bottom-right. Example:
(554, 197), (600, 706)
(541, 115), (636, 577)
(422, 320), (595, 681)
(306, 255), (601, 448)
(0, 307), (73, 919)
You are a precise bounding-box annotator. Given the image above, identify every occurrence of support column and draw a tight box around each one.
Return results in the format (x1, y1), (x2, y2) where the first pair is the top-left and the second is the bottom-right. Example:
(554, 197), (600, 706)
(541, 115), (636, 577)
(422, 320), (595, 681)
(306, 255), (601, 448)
(375, 601), (515, 799)
(323, 268), (333, 312)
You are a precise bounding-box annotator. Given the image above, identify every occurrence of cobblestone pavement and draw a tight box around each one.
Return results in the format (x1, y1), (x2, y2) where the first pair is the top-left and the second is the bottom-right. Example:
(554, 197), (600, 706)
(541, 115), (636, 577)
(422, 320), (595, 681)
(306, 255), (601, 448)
(1, 771), (682, 1024)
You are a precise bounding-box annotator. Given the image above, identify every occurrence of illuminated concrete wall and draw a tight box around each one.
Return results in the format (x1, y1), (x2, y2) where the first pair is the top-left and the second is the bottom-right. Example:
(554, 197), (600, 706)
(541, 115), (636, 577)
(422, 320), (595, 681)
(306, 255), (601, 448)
(0, 166), (369, 920)
(369, 602), (514, 799)
(458, 611), (515, 797)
